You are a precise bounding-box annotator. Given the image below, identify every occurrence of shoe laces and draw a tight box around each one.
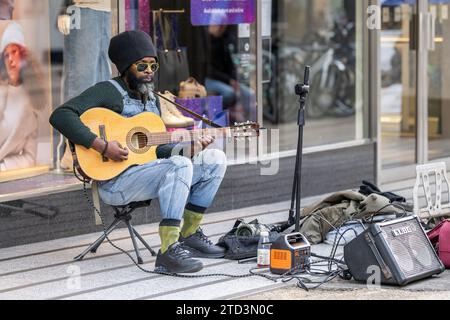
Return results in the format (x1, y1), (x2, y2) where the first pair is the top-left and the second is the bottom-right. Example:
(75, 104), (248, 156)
(171, 242), (192, 259)
(194, 228), (214, 246)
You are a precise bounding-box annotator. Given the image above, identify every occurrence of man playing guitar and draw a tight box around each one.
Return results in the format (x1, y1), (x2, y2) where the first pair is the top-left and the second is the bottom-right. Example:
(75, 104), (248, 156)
(50, 30), (227, 274)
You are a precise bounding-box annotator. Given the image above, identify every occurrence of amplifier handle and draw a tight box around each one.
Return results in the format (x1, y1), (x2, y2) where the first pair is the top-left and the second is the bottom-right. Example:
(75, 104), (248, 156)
(365, 233), (393, 280)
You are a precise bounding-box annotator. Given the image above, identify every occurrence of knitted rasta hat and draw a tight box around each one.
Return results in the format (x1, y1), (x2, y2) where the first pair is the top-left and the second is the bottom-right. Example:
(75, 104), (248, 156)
(108, 30), (157, 75)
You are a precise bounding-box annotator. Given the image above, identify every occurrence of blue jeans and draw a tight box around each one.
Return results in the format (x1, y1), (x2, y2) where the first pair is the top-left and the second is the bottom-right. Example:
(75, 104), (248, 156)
(63, 8), (111, 101)
(205, 78), (257, 122)
(98, 149), (227, 221)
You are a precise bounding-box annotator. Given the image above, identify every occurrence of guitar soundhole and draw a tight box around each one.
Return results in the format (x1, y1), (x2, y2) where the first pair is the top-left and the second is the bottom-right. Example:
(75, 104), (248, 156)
(131, 132), (148, 149)
(127, 127), (151, 154)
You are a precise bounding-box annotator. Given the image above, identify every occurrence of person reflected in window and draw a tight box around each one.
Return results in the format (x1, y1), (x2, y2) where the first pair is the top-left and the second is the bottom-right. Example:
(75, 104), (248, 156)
(0, 22), (47, 171)
(205, 24), (256, 123)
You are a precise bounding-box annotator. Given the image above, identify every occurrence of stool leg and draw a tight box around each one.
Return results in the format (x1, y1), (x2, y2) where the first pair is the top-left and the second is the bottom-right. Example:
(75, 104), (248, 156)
(125, 220), (144, 265)
(132, 226), (157, 256)
(74, 218), (122, 261)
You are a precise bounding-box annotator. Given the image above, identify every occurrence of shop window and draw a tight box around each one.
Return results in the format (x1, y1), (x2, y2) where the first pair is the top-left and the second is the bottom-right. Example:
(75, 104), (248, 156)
(125, 0), (150, 34)
(125, 0), (258, 161)
(0, 1), (53, 182)
(264, 0), (367, 152)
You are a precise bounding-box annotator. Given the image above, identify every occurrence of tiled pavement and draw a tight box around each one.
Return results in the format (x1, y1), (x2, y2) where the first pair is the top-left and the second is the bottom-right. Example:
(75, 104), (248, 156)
(1, 179), (448, 300)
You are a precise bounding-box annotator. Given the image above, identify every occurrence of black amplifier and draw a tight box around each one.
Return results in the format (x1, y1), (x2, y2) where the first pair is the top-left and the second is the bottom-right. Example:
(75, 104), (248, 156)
(344, 216), (445, 286)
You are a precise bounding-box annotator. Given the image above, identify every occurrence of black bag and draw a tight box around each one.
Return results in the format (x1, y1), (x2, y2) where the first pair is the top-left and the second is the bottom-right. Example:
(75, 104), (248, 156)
(154, 13), (189, 94)
(216, 219), (280, 260)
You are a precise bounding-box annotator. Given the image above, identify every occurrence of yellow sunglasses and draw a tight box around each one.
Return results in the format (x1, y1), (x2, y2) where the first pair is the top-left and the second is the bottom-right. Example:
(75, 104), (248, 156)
(134, 61), (159, 73)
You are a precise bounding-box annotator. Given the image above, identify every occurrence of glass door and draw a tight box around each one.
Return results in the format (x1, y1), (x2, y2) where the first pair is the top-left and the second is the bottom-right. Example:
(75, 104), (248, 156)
(427, 0), (450, 163)
(380, 0), (419, 171)
(379, 0), (440, 183)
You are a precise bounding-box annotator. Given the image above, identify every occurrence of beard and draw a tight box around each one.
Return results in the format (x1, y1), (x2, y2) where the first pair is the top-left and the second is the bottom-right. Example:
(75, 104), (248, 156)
(125, 70), (155, 98)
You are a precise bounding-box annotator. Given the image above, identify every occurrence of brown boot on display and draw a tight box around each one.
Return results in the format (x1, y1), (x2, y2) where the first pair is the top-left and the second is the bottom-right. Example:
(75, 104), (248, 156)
(159, 93), (189, 128)
(179, 77), (207, 99)
(162, 91), (195, 127)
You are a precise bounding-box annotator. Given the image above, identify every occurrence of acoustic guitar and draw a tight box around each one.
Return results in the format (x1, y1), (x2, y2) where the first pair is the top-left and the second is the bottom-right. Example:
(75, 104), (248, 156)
(75, 108), (260, 181)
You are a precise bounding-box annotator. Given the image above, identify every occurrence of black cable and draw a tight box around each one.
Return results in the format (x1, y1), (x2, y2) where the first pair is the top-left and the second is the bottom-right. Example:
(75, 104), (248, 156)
(247, 234), (351, 291)
(260, 214), (357, 290)
(267, 200), (412, 289)
(79, 180), (280, 281)
(74, 166), (361, 290)
(366, 203), (409, 224)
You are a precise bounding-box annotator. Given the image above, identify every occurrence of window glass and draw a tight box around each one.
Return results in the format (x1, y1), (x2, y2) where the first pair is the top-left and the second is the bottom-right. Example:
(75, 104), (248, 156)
(265, 0), (366, 152)
(0, 1), (52, 179)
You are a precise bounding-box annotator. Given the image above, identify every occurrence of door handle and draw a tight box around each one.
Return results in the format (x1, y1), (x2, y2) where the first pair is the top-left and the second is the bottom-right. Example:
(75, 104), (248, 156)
(428, 11), (436, 51)
(410, 13), (418, 51)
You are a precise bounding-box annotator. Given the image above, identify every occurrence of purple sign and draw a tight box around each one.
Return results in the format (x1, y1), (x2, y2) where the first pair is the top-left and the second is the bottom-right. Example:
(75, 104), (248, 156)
(191, 0), (256, 26)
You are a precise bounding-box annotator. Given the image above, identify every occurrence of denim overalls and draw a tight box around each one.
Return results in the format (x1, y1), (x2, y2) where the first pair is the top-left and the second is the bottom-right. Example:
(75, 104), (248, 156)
(98, 80), (227, 221)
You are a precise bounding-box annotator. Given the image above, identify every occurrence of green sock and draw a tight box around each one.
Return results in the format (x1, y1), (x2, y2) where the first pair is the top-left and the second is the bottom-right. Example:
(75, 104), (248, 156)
(159, 226), (180, 254)
(181, 209), (204, 238)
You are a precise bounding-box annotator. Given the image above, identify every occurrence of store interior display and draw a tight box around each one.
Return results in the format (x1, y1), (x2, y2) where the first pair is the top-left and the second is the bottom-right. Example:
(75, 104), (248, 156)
(57, 0), (113, 172)
(59, 0), (112, 102)
(154, 10), (189, 95)
(0, 22), (42, 172)
(0, 1), (52, 182)
(159, 79), (226, 130)
(151, 1), (255, 124)
(2, 0), (253, 178)
(175, 95), (225, 126)
(125, 0), (151, 34)
(178, 77), (207, 99)
(150, 6), (228, 129)
(159, 90), (195, 128)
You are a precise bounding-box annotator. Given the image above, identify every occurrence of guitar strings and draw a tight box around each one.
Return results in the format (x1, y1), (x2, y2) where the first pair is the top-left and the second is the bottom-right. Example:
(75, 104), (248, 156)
(129, 125), (256, 149)
(132, 128), (232, 146)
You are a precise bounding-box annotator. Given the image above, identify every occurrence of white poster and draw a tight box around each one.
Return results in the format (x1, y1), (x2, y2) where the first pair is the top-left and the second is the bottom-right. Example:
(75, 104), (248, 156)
(262, 0), (272, 37)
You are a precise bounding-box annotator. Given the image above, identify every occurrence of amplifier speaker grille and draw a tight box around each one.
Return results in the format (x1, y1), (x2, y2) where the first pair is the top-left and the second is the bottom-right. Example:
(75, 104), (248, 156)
(379, 218), (441, 278)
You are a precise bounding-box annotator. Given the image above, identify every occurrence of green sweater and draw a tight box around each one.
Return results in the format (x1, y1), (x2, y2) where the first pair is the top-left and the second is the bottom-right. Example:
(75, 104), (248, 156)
(49, 77), (176, 159)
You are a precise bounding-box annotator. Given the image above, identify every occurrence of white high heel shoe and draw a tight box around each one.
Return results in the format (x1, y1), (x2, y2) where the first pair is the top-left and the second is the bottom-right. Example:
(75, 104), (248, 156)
(162, 91), (195, 127)
(159, 92), (189, 128)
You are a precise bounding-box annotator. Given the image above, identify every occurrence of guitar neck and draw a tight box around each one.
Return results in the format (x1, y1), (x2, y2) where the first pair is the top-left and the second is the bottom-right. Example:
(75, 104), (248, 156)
(147, 128), (232, 146)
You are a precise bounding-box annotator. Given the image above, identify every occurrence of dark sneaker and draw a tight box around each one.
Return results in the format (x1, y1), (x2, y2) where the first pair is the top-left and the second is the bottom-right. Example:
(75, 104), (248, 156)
(155, 242), (203, 274)
(180, 228), (226, 259)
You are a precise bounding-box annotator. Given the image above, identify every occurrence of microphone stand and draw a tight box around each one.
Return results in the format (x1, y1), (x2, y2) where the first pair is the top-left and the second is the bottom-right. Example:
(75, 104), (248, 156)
(288, 66), (311, 232)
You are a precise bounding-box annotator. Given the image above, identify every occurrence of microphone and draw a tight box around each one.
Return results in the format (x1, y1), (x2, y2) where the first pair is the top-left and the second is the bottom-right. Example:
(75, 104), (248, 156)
(295, 66), (310, 96)
(304, 66), (310, 86)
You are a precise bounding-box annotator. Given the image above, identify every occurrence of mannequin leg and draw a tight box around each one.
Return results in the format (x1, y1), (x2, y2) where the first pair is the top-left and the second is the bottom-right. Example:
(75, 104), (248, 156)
(63, 8), (106, 101)
(97, 10), (112, 83)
